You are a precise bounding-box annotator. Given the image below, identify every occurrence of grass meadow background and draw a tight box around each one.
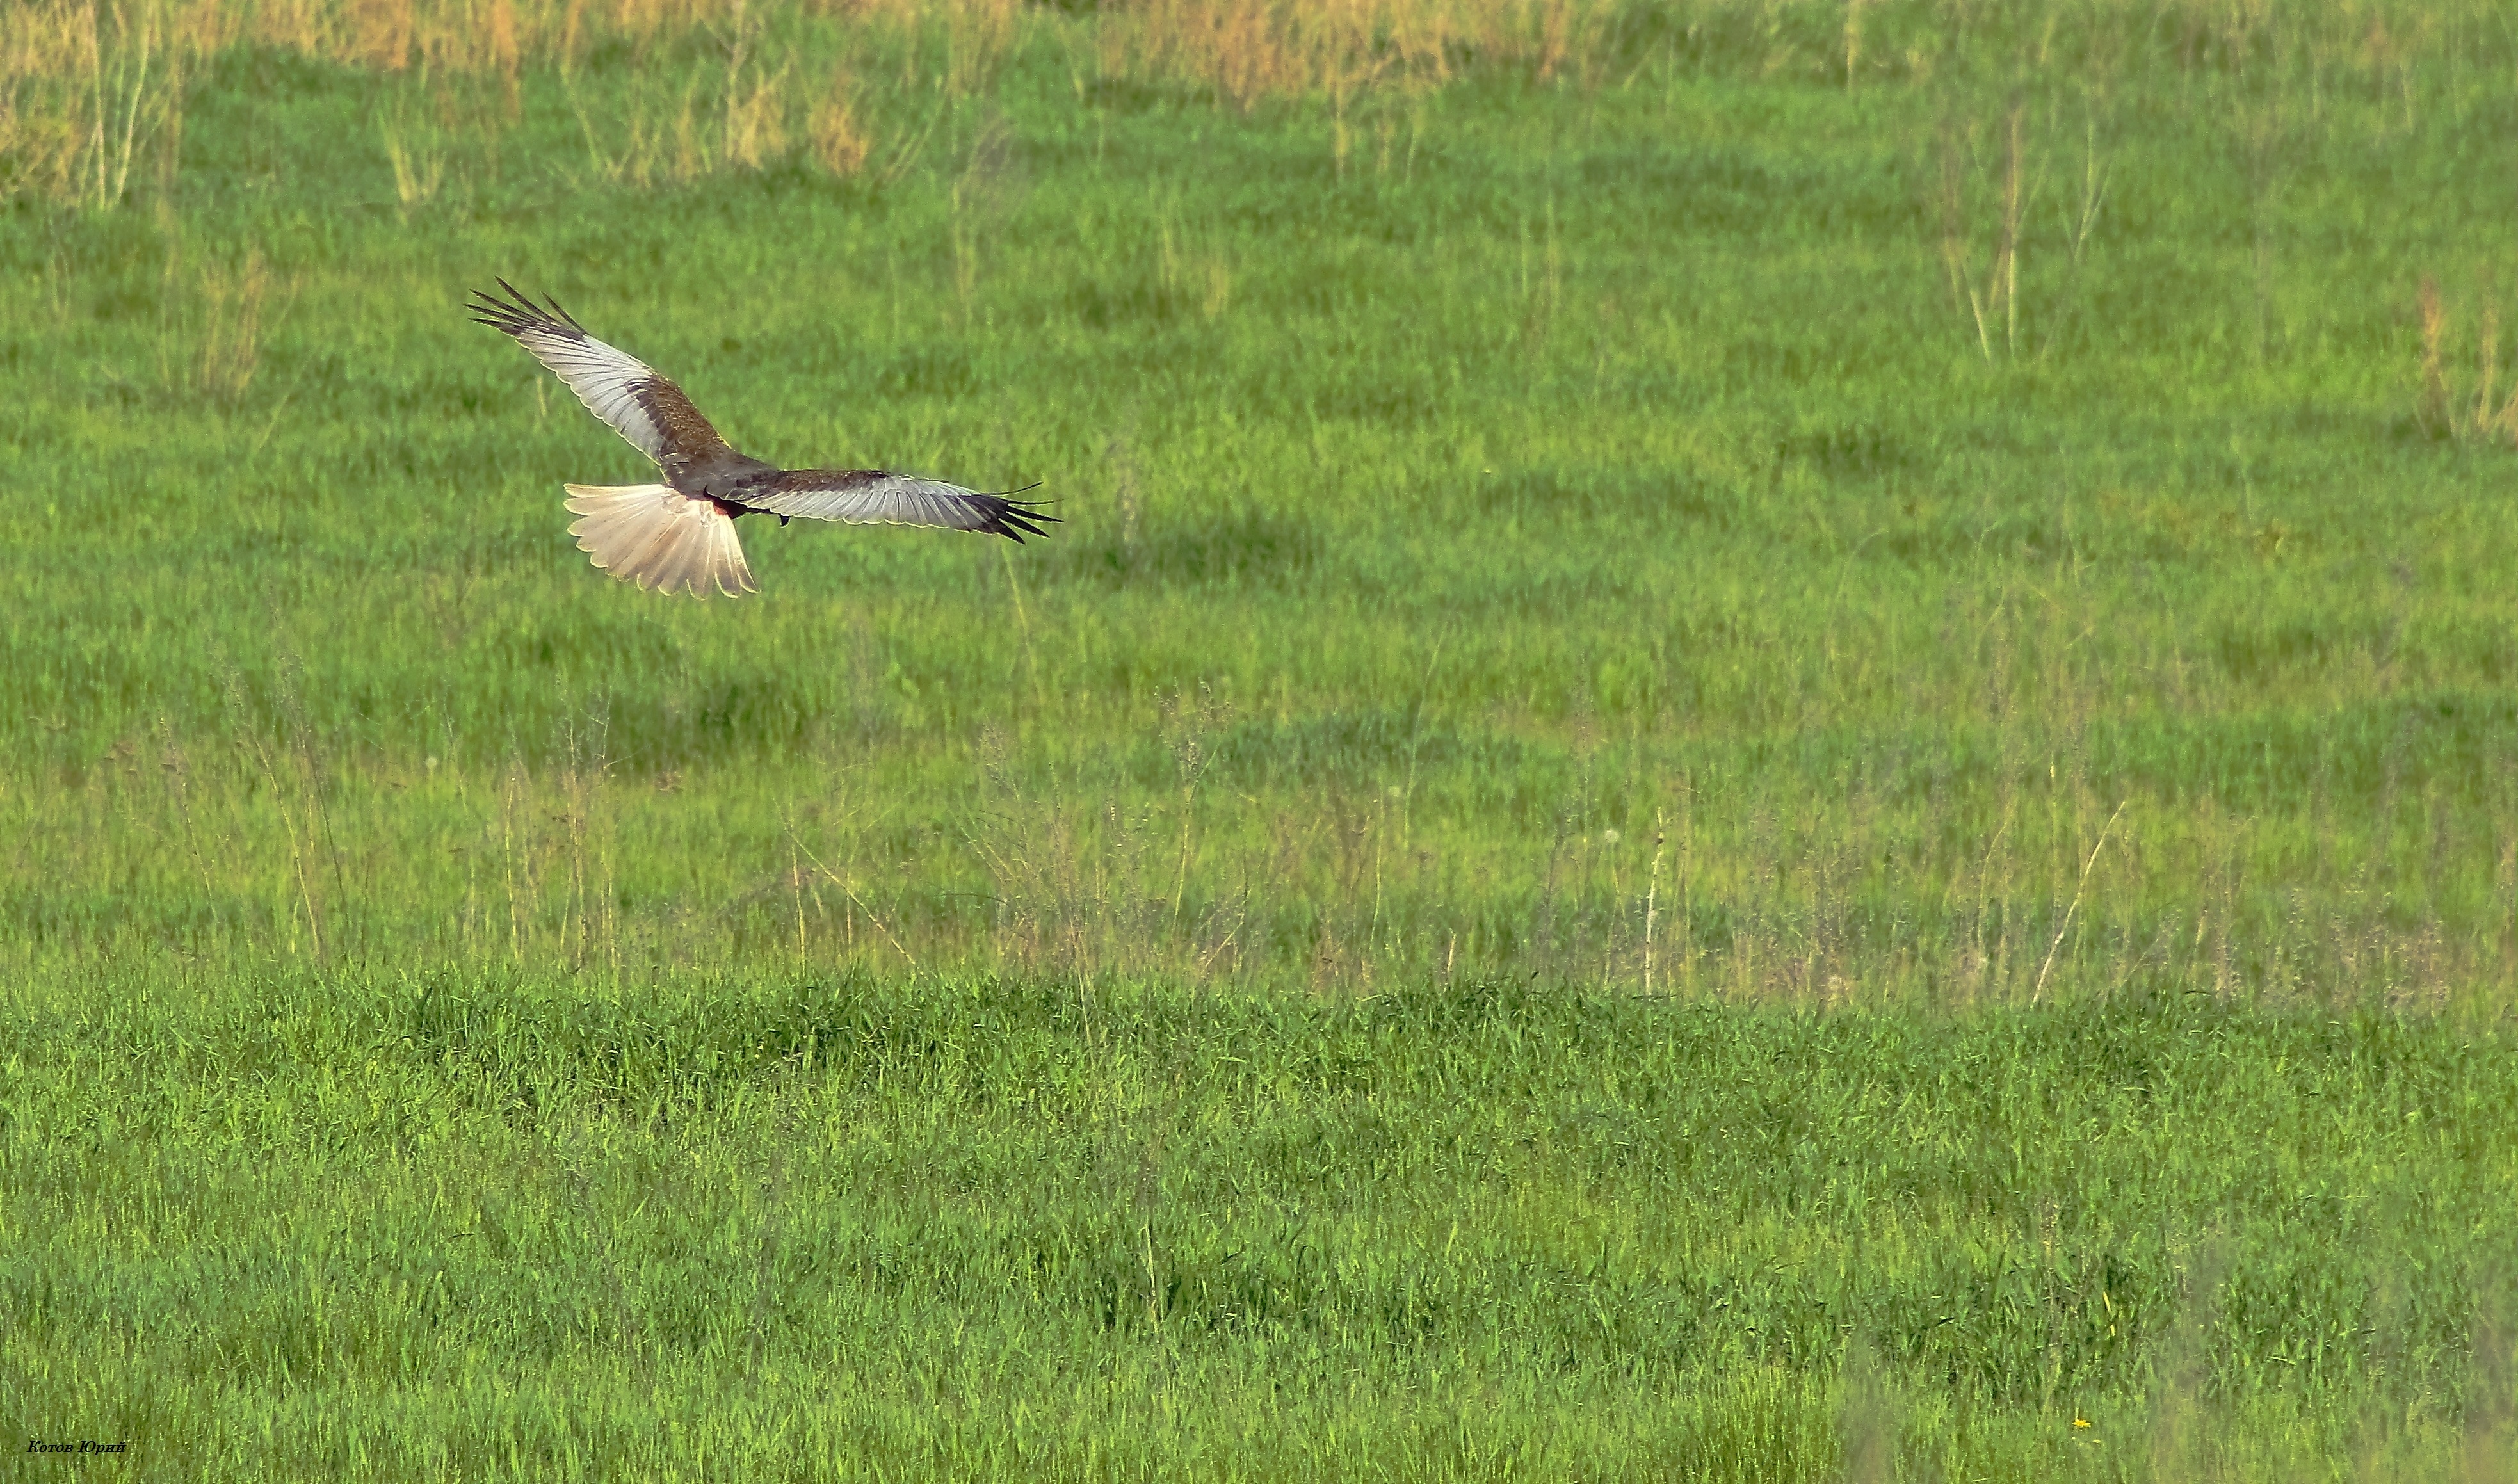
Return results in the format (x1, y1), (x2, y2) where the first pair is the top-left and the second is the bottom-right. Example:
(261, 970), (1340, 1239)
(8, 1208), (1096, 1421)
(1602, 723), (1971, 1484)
(6, 0), (2518, 1476)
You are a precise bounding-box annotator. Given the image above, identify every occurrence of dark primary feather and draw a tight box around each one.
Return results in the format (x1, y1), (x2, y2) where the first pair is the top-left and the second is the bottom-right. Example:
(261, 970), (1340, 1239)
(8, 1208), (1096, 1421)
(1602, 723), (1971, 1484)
(465, 277), (588, 336)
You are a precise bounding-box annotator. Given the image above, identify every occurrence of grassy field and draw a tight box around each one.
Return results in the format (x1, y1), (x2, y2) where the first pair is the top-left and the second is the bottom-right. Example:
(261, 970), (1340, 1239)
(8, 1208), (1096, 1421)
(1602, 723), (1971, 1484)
(6, 0), (2518, 1475)
(10, 971), (2518, 1478)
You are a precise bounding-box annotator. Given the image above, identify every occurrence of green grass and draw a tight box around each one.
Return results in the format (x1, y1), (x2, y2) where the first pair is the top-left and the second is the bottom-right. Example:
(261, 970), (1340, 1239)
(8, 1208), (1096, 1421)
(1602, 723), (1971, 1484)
(6, 15), (2518, 992)
(10, 969), (2517, 1478)
(8, 2), (2518, 1474)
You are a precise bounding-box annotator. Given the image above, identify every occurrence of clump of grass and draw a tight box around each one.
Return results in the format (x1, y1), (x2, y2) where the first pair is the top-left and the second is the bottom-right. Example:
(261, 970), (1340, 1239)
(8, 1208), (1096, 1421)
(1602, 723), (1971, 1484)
(378, 98), (448, 210)
(564, 4), (795, 186)
(1096, 0), (1613, 110)
(0, 0), (190, 206)
(1932, 95), (2026, 363)
(157, 245), (282, 405)
(805, 57), (869, 177)
(2417, 275), (2518, 446)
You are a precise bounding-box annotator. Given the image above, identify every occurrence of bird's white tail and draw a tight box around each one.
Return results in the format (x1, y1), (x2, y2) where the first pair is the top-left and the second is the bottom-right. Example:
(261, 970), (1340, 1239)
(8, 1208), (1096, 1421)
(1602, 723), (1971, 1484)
(563, 484), (758, 598)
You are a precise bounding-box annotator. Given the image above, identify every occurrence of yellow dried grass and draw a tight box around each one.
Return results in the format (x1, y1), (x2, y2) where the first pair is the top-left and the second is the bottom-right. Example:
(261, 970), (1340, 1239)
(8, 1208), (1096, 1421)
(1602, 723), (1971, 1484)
(1095, 0), (1613, 111)
(1, 0), (196, 206)
(805, 60), (869, 176)
(2417, 275), (2518, 446)
(1, 0), (2506, 207)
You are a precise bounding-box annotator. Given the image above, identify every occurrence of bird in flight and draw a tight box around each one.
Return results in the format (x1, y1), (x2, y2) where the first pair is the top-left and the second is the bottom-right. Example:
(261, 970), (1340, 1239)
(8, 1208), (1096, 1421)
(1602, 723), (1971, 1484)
(470, 280), (1053, 597)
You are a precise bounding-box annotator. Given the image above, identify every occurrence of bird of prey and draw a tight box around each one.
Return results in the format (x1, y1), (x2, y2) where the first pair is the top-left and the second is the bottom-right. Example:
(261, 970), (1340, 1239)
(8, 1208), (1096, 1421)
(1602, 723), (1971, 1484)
(469, 280), (1053, 597)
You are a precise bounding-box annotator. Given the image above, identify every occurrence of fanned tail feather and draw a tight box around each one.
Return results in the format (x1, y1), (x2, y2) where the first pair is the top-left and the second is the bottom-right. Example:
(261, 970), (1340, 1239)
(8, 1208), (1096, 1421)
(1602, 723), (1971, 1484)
(563, 483), (758, 598)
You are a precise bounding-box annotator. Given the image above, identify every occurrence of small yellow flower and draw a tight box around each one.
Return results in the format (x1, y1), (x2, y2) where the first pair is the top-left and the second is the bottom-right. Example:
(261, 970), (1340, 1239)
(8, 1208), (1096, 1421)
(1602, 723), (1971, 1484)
(2073, 1418), (2092, 1430)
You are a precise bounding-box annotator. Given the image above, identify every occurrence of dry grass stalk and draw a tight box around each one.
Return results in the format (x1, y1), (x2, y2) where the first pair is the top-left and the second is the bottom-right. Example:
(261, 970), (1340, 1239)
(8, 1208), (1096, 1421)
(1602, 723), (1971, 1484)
(787, 826), (918, 971)
(2481, 301), (2501, 434)
(1641, 809), (1663, 994)
(1095, 0), (1611, 112)
(2416, 274), (2518, 444)
(155, 245), (284, 403)
(2031, 798), (2127, 1003)
(1932, 95), (2033, 363)
(2065, 117), (2107, 265)
(193, 250), (271, 401)
(380, 101), (446, 207)
(940, 0), (1015, 101)
(806, 59), (868, 176)
(714, 0), (787, 169)
(1999, 99), (2021, 354)
(1156, 214), (1234, 321)
(214, 644), (346, 964)
(0, 0), (191, 206)
(1932, 116), (1969, 329)
(567, 14), (793, 187)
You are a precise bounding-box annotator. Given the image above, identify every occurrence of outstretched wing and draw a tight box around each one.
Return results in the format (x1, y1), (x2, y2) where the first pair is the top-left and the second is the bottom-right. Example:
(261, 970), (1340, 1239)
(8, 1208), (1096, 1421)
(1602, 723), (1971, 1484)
(469, 280), (730, 476)
(739, 470), (1058, 542)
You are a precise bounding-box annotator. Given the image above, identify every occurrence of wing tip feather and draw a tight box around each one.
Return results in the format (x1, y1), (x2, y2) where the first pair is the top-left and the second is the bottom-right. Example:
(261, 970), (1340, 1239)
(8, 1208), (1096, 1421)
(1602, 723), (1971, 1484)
(469, 279), (586, 343)
(975, 486), (1060, 544)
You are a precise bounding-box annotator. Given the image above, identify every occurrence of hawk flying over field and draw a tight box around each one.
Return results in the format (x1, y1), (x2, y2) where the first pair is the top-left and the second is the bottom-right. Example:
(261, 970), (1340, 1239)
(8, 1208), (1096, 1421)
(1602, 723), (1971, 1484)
(470, 280), (1053, 597)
